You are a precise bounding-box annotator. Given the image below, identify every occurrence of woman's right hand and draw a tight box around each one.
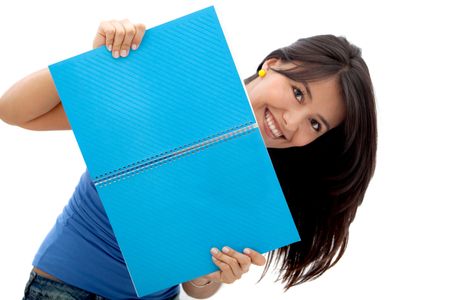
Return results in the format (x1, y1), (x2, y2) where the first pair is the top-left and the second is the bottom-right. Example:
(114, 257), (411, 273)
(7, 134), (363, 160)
(93, 19), (146, 59)
(0, 19), (147, 130)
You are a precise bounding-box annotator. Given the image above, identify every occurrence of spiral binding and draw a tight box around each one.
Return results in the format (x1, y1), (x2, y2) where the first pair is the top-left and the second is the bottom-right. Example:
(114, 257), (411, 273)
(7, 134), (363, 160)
(93, 122), (259, 188)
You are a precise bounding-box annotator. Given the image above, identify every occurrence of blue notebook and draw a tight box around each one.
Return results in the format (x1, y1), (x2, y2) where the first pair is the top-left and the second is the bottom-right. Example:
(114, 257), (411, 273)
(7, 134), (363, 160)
(48, 6), (300, 296)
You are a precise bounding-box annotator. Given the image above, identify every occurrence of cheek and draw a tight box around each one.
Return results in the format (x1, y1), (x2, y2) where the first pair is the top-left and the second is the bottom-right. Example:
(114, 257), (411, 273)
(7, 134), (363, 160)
(292, 134), (315, 147)
(304, 134), (319, 146)
(248, 77), (290, 112)
(290, 122), (320, 147)
(248, 89), (267, 113)
(247, 91), (259, 107)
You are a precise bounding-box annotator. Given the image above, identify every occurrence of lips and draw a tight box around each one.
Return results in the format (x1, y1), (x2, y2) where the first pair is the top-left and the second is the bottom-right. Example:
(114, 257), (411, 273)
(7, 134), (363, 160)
(264, 107), (283, 139)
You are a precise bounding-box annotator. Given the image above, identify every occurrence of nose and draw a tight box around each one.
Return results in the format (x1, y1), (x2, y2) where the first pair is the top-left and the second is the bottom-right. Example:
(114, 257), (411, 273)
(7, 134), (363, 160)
(282, 108), (305, 137)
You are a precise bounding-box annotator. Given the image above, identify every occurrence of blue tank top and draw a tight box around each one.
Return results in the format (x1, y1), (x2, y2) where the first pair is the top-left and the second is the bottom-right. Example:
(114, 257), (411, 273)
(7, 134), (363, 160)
(32, 169), (180, 299)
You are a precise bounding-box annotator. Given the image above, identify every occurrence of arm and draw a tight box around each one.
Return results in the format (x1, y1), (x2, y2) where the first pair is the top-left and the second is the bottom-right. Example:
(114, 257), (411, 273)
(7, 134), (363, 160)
(20, 102), (71, 131)
(0, 19), (147, 131)
(182, 279), (222, 299)
(0, 68), (70, 130)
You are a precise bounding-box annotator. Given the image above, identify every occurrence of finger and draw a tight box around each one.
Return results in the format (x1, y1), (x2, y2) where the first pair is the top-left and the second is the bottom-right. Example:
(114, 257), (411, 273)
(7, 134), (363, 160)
(93, 21), (115, 50)
(119, 19), (135, 57)
(131, 23), (146, 50)
(211, 247), (242, 279)
(222, 246), (252, 273)
(111, 20), (126, 58)
(244, 248), (266, 266)
(211, 256), (234, 284)
(103, 21), (116, 51)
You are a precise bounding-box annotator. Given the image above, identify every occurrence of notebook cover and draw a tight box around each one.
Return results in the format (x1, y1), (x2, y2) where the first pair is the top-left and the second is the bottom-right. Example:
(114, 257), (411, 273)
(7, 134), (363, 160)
(48, 6), (300, 296)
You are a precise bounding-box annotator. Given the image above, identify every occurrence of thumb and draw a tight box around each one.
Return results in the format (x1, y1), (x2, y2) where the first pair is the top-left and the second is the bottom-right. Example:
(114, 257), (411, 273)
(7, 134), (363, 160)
(244, 248), (266, 266)
(203, 270), (222, 283)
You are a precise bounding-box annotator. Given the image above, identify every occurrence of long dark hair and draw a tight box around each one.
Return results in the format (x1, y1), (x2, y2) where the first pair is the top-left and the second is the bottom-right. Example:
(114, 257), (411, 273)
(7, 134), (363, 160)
(244, 35), (377, 291)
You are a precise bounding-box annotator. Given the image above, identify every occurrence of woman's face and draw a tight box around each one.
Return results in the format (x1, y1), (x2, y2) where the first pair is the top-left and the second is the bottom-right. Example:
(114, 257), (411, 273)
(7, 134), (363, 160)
(246, 58), (346, 148)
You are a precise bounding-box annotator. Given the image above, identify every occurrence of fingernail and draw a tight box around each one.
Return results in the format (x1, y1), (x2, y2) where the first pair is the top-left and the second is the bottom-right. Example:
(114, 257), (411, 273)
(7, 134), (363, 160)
(107, 45), (112, 51)
(113, 51), (119, 58)
(120, 50), (127, 57)
(244, 248), (251, 254)
(222, 246), (229, 253)
(132, 44), (137, 50)
(211, 248), (219, 254)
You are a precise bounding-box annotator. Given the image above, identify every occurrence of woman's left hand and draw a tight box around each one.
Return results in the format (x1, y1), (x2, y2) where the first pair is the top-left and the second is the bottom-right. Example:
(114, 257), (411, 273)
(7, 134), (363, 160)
(191, 246), (266, 285)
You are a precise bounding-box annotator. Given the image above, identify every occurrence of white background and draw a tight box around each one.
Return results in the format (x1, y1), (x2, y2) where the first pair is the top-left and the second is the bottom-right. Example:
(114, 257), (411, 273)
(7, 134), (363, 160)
(1, 0), (449, 299)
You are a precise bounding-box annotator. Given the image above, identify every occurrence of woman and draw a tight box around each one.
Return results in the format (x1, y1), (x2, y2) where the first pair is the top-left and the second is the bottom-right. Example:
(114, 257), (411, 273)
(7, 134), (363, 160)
(0, 18), (376, 300)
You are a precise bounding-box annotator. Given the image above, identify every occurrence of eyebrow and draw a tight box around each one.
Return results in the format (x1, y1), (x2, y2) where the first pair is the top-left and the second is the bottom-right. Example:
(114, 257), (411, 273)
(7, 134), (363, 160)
(300, 80), (313, 100)
(299, 81), (331, 131)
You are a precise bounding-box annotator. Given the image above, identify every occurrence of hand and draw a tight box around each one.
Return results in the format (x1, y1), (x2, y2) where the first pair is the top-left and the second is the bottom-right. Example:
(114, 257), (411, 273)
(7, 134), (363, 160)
(191, 246), (266, 286)
(92, 19), (146, 58)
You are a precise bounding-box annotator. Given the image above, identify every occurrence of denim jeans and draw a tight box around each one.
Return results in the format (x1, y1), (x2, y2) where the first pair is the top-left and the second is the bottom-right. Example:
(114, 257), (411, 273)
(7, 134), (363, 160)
(22, 270), (180, 300)
(22, 270), (105, 300)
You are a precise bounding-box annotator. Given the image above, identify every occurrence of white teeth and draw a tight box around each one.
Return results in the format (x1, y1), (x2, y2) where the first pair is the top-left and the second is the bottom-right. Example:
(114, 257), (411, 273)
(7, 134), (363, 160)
(265, 109), (283, 138)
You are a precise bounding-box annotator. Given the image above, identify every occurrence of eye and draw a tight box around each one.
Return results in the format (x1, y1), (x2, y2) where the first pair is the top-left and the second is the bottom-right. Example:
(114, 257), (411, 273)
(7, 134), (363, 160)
(293, 87), (305, 104)
(311, 119), (321, 132)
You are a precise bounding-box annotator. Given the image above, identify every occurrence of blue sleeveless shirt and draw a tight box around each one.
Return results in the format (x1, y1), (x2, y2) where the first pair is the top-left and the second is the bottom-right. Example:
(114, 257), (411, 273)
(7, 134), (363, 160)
(32, 170), (180, 299)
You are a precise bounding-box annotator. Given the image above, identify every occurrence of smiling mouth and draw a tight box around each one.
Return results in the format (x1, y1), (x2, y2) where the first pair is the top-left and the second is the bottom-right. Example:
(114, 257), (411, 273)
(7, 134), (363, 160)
(264, 108), (284, 139)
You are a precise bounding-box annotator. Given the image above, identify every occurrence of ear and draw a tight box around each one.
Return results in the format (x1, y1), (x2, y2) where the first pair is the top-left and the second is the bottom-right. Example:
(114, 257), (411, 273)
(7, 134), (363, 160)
(261, 58), (281, 70)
